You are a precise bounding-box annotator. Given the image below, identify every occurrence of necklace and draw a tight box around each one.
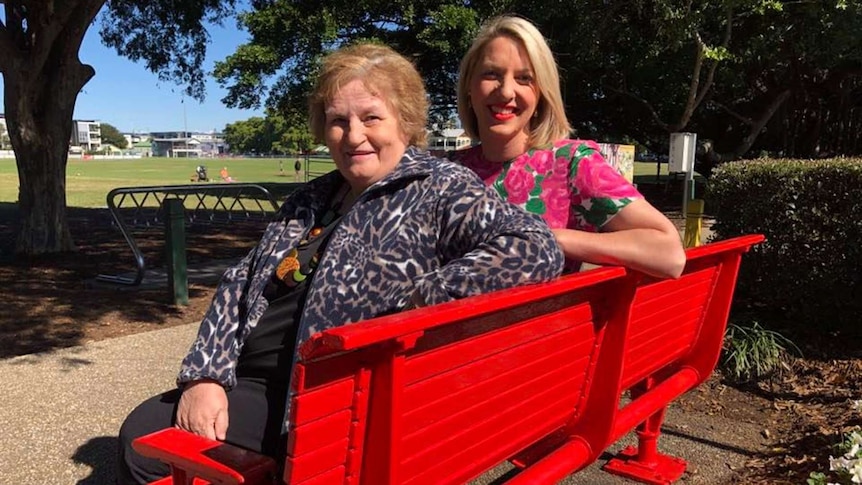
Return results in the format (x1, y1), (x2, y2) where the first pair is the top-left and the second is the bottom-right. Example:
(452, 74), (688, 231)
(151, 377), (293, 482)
(275, 185), (349, 287)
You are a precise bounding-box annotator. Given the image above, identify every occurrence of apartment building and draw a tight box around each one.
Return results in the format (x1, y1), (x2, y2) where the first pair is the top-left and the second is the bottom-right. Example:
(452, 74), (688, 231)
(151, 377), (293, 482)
(0, 114), (8, 149)
(71, 119), (102, 152)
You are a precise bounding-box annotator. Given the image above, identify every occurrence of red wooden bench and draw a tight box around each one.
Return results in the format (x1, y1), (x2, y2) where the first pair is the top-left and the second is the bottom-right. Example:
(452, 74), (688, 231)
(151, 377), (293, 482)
(133, 234), (764, 485)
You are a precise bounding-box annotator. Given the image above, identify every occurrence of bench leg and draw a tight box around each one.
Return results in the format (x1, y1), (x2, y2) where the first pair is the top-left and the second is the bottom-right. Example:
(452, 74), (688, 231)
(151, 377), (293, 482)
(602, 380), (687, 484)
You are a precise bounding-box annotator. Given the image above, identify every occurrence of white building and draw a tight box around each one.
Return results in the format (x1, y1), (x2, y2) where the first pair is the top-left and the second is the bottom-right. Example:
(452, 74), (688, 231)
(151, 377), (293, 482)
(150, 130), (226, 157)
(0, 114), (8, 150)
(428, 128), (473, 152)
(71, 119), (102, 152)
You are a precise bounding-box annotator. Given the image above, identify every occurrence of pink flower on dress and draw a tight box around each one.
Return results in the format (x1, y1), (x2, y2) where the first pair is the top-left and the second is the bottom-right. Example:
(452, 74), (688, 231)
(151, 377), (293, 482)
(528, 150), (555, 174)
(575, 152), (641, 200)
(503, 165), (535, 204)
(539, 180), (569, 229)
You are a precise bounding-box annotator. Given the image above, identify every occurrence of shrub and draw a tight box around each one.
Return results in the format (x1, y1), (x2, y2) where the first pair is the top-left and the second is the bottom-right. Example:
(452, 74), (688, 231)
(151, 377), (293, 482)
(721, 321), (799, 383)
(707, 158), (862, 333)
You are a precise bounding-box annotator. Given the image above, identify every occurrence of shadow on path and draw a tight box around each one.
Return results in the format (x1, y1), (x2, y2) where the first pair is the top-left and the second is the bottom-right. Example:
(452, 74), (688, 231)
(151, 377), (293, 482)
(72, 436), (118, 485)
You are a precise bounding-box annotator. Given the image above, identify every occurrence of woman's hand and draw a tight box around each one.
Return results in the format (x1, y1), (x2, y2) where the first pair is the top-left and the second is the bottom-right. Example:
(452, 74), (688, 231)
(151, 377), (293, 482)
(175, 379), (229, 441)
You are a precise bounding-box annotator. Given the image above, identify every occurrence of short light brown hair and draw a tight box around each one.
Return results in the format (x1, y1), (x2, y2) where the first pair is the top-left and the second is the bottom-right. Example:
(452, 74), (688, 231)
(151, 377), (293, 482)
(309, 43), (429, 148)
(457, 16), (572, 148)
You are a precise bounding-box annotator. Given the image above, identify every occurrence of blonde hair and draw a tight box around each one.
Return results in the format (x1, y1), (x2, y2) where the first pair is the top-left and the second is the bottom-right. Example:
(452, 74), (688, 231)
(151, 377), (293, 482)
(309, 43), (428, 148)
(457, 16), (572, 148)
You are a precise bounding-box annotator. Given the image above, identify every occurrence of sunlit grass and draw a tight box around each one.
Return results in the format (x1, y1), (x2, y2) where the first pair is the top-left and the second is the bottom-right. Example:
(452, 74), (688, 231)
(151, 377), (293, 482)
(1, 154), (680, 209)
(0, 157), (336, 208)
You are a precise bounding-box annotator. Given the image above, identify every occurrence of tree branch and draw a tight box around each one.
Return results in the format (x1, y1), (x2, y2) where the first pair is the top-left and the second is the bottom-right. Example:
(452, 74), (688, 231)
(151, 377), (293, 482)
(693, 8), (733, 111)
(733, 89), (791, 158)
(673, 7), (734, 132)
(604, 84), (670, 132)
(709, 100), (754, 125)
(27, 0), (104, 76)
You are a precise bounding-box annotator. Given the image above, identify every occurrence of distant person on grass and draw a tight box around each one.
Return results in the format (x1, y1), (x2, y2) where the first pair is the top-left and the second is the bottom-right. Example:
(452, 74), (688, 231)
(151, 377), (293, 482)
(449, 15), (685, 278)
(116, 42), (564, 484)
(219, 166), (234, 183)
(293, 157), (303, 182)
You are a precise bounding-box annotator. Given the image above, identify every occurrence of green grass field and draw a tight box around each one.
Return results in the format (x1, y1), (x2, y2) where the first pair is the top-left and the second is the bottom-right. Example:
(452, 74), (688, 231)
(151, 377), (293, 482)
(0, 156), (672, 209)
(0, 157), (337, 208)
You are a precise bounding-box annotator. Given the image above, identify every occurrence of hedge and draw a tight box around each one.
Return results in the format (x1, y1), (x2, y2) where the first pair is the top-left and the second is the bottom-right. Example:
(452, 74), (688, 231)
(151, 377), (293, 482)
(707, 158), (862, 332)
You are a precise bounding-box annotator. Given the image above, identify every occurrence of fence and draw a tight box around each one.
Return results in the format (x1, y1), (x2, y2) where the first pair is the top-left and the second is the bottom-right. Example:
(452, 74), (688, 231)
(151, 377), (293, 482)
(97, 182), (301, 285)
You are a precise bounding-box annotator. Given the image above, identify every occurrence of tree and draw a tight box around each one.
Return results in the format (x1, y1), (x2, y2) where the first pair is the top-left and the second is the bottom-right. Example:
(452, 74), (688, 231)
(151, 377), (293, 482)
(213, 0), (862, 170)
(0, 0), (236, 255)
(99, 122), (128, 149)
(213, 1), (485, 120)
(223, 116), (276, 155)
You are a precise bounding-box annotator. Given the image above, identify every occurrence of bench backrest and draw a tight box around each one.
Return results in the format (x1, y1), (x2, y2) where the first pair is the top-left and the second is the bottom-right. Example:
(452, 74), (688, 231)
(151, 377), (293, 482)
(285, 267), (629, 485)
(608, 234), (764, 444)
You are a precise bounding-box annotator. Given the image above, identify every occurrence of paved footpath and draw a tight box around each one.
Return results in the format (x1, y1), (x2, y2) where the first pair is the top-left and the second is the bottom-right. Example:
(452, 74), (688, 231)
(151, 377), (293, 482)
(1, 318), (763, 484)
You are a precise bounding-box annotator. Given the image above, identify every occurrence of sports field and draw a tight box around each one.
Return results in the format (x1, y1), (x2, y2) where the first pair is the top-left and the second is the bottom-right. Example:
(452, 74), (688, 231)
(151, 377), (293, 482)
(0, 156), (671, 209)
(0, 157), (337, 208)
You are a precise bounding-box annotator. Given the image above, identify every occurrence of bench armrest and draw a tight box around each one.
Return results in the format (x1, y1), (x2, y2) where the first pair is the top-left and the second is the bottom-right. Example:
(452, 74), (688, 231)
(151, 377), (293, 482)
(132, 428), (277, 485)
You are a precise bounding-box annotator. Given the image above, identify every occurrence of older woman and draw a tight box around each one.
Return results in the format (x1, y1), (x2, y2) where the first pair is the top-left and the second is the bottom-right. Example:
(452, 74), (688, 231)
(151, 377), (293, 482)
(117, 43), (564, 484)
(450, 16), (686, 278)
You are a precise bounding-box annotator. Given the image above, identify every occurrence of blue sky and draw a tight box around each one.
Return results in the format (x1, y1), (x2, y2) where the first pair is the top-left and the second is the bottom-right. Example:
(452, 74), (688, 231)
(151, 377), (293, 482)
(0, 15), (264, 134)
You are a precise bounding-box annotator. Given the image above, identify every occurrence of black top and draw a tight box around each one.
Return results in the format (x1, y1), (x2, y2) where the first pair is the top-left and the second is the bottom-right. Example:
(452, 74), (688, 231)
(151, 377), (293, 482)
(235, 212), (343, 383)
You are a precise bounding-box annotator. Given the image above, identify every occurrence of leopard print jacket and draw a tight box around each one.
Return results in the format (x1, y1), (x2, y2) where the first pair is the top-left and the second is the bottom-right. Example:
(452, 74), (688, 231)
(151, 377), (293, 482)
(177, 147), (564, 389)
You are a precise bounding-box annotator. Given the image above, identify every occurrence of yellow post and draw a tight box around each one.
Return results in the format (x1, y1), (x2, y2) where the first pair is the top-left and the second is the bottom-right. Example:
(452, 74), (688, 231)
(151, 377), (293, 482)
(684, 199), (705, 248)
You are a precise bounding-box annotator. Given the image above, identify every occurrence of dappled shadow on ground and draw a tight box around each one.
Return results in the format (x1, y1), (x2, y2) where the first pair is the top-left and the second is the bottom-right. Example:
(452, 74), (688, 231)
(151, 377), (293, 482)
(0, 202), (261, 358)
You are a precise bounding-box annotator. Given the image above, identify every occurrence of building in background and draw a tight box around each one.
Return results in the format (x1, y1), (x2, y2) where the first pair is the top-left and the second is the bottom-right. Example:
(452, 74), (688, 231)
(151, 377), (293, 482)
(151, 130), (226, 157)
(0, 113), (8, 150)
(427, 129), (472, 154)
(71, 120), (102, 152)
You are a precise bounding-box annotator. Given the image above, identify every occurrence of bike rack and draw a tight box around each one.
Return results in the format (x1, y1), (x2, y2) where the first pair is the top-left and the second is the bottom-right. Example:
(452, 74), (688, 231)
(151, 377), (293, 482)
(97, 183), (301, 285)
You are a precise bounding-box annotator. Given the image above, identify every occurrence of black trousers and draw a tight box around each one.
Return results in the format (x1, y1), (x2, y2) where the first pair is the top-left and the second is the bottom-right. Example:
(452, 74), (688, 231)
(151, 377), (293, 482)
(117, 378), (287, 485)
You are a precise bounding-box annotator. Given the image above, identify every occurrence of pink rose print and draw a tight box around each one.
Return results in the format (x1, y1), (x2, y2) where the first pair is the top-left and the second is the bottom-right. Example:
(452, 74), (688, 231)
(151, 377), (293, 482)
(575, 152), (641, 200)
(503, 167), (535, 205)
(539, 180), (569, 229)
(528, 150), (555, 174)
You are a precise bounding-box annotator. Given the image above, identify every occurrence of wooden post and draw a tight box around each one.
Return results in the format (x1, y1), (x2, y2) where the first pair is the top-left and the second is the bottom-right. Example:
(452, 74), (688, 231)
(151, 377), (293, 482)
(164, 198), (188, 305)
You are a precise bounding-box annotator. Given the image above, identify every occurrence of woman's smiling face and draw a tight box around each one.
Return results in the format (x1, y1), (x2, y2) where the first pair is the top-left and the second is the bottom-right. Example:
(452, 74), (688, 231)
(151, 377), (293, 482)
(469, 35), (539, 157)
(324, 79), (409, 195)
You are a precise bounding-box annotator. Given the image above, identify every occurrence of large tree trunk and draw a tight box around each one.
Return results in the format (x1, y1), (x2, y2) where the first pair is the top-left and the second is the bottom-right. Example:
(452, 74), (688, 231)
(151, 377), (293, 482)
(1, 1), (102, 255)
(4, 63), (93, 255)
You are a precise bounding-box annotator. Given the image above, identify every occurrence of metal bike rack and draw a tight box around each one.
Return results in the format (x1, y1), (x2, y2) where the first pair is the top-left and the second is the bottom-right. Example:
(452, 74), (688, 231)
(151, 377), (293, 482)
(97, 183), (300, 286)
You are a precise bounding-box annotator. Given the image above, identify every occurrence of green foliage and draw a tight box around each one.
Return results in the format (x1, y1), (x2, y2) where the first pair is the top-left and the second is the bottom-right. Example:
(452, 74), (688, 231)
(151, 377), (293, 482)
(707, 158), (862, 332)
(223, 117), (275, 154)
(721, 321), (799, 382)
(807, 425), (862, 484)
(100, 0), (240, 101)
(807, 471), (828, 485)
(99, 123), (128, 149)
(212, 0), (485, 115)
(203, 0), (862, 159)
(223, 109), (314, 155)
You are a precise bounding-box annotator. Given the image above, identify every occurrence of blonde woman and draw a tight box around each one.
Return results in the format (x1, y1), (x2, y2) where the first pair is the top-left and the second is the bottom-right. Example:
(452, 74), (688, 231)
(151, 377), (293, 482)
(450, 15), (685, 278)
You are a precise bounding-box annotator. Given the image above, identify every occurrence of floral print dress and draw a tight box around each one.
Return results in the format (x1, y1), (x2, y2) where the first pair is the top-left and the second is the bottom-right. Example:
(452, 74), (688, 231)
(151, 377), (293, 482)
(449, 139), (641, 269)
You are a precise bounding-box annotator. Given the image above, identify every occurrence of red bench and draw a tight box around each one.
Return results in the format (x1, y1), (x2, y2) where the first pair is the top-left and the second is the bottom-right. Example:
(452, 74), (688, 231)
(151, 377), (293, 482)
(133, 234), (764, 485)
